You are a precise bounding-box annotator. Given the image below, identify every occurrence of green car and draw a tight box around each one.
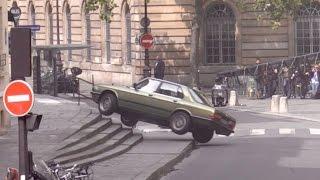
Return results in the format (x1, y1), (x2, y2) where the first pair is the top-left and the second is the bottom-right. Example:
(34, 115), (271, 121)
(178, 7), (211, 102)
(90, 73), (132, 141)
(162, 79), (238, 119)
(91, 78), (236, 143)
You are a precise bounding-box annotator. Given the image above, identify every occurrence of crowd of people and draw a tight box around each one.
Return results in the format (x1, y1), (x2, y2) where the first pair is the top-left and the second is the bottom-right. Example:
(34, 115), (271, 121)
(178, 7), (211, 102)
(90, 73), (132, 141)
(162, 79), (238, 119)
(254, 58), (320, 99)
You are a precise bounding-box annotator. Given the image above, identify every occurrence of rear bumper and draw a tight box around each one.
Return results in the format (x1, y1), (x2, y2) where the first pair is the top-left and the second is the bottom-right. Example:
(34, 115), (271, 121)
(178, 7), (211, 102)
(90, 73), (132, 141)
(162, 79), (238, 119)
(91, 92), (101, 103)
(191, 116), (235, 136)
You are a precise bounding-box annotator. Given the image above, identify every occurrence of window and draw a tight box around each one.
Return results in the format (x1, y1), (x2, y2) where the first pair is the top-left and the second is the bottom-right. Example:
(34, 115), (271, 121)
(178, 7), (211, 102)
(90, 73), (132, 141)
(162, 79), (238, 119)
(295, 2), (320, 55)
(122, 3), (131, 64)
(105, 21), (111, 63)
(136, 79), (161, 93)
(126, 11), (131, 64)
(64, 3), (72, 61)
(46, 3), (53, 44)
(82, 2), (91, 61)
(29, 3), (36, 45)
(205, 3), (235, 64)
(157, 83), (184, 99)
(189, 88), (210, 106)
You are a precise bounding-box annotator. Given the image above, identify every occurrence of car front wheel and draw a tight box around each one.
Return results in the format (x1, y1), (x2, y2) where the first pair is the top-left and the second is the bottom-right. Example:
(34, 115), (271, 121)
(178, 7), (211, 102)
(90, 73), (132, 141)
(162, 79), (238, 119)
(169, 111), (191, 135)
(121, 113), (138, 127)
(192, 127), (214, 143)
(98, 93), (117, 116)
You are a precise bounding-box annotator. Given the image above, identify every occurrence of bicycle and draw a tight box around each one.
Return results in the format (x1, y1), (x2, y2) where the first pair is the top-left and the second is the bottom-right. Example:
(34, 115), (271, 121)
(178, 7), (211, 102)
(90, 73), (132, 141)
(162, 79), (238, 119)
(42, 160), (94, 180)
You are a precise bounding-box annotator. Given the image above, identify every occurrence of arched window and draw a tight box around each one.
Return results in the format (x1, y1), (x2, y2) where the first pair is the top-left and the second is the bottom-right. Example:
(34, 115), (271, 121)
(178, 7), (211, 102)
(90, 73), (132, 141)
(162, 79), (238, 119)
(122, 3), (131, 64)
(205, 3), (235, 64)
(295, 2), (320, 55)
(64, 2), (72, 61)
(28, 2), (36, 45)
(82, 2), (91, 61)
(45, 2), (53, 44)
(104, 13), (111, 64)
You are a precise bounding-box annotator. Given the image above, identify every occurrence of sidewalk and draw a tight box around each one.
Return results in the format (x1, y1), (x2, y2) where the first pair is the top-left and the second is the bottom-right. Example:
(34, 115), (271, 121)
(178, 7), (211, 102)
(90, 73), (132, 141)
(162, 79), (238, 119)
(0, 94), (96, 177)
(228, 97), (320, 122)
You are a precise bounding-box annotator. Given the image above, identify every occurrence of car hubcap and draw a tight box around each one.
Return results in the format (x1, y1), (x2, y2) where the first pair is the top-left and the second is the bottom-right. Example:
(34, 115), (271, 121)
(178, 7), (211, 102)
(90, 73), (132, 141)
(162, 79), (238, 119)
(173, 115), (186, 131)
(100, 96), (111, 111)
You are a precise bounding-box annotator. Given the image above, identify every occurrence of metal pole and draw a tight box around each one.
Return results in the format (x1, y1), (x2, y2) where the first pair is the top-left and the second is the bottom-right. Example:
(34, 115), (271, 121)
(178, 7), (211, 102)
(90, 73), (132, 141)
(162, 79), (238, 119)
(18, 116), (28, 179)
(56, 0), (60, 45)
(143, 0), (151, 77)
(53, 50), (57, 96)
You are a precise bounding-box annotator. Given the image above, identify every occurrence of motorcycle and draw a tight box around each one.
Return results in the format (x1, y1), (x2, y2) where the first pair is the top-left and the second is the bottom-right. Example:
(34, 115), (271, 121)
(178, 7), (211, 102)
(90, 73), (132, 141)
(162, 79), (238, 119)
(211, 84), (228, 107)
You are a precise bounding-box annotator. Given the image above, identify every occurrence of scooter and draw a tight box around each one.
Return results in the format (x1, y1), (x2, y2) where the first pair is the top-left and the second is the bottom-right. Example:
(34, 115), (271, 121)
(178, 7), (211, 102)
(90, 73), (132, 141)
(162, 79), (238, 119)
(212, 84), (228, 107)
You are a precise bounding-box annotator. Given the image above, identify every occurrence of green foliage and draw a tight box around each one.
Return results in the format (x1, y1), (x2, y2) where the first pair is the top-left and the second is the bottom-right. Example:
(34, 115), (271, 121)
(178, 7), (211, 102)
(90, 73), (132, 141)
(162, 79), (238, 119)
(86, 0), (151, 22)
(237, 0), (315, 28)
(86, 0), (118, 22)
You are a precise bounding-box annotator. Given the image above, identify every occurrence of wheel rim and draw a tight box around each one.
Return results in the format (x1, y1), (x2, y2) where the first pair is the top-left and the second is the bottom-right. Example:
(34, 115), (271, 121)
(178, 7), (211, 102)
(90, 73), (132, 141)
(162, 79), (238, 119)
(99, 96), (112, 112)
(172, 114), (187, 131)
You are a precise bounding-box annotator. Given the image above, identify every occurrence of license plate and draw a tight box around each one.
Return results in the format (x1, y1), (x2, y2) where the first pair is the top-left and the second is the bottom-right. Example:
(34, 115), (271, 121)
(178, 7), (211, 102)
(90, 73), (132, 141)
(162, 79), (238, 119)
(218, 92), (223, 96)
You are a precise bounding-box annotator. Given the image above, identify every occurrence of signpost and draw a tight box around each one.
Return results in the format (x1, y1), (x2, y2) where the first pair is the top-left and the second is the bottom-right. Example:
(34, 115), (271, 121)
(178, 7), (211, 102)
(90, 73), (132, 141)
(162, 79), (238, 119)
(140, 33), (154, 49)
(18, 25), (41, 32)
(5, 27), (42, 180)
(9, 2), (21, 27)
(3, 80), (34, 117)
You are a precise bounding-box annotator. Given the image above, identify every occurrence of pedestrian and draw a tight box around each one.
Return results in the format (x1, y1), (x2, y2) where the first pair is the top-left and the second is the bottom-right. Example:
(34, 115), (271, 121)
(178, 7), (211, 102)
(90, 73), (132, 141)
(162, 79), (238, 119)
(254, 58), (263, 99)
(282, 66), (291, 98)
(154, 56), (165, 79)
(310, 65), (320, 97)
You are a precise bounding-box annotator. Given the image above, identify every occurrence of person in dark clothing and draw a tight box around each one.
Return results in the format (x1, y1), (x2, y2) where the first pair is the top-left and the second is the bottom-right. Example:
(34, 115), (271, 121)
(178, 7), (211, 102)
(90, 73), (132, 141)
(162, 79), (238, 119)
(254, 59), (264, 99)
(154, 56), (165, 79)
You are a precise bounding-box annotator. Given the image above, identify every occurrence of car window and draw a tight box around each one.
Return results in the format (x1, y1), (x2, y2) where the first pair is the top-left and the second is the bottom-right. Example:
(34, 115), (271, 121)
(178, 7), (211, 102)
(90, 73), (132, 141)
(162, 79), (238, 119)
(189, 88), (210, 106)
(136, 79), (161, 93)
(156, 83), (184, 99)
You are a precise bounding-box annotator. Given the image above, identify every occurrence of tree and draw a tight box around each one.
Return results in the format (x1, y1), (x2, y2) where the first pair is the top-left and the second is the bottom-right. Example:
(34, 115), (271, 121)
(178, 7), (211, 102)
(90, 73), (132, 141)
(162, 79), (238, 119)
(238, 0), (315, 28)
(86, 0), (118, 22)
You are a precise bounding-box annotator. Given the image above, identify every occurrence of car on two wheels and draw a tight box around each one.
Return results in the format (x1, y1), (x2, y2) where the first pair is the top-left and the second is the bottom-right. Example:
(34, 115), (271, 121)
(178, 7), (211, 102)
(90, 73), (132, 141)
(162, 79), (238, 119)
(91, 78), (236, 143)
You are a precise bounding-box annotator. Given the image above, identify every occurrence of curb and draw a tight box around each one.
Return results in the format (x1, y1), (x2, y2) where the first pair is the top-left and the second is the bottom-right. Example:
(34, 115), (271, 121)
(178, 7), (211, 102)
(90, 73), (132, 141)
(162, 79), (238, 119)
(134, 141), (195, 180)
(227, 107), (320, 123)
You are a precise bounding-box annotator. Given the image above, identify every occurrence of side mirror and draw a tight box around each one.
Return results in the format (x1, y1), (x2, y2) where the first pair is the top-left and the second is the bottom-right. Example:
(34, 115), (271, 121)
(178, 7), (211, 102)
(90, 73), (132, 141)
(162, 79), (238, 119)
(133, 83), (138, 90)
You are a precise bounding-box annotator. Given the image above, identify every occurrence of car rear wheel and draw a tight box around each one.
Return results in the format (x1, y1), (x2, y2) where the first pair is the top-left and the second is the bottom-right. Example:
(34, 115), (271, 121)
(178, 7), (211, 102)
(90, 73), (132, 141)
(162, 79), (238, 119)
(169, 111), (191, 135)
(98, 93), (117, 116)
(192, 127), (214, 143)
(121, 113), (138, 127)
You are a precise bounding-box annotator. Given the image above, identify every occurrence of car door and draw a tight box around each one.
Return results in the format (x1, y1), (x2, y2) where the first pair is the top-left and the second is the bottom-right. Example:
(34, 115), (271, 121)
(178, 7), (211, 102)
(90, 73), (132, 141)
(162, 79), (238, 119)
(149, 82), (184, 119)
(119, 79), (161, 114)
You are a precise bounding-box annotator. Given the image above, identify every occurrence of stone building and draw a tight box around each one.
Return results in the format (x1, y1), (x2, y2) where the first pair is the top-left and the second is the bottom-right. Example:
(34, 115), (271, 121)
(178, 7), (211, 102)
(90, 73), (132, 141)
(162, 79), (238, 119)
(7, 0), (320, 87)
(0, 0), (10, 134)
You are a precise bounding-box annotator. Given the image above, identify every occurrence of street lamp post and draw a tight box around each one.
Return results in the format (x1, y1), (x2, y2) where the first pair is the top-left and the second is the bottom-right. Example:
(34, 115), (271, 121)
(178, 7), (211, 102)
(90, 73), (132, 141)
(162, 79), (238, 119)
(142, 0), (151, 78)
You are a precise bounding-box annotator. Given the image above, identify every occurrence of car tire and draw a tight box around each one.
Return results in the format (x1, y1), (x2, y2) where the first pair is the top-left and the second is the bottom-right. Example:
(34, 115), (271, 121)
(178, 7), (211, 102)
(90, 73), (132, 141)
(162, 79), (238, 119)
(169, 111), (191, 135)
(121, 113), (138, 127)
(192, 127), (214, 143)
(98, 93), (117, 116)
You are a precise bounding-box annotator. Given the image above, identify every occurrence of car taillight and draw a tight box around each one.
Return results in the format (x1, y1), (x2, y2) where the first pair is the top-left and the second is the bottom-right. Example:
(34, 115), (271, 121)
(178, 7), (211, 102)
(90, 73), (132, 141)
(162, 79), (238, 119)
(209, 113), (222, 121)
(228, 120), (236, 130)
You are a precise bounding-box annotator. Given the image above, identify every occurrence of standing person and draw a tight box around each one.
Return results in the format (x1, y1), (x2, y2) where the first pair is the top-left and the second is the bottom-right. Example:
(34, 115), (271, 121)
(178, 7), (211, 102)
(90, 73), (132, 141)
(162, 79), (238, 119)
(282, 66), (291, 98)
(154, 56), (165, 79)
(254, 58), (263, 99)
(311, 65), (320, 97)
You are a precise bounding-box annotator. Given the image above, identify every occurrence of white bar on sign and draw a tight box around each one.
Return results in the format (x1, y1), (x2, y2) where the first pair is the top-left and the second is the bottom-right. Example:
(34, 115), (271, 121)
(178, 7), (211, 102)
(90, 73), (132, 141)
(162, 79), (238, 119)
(279, 128), (295, 135)
(250, 129), (265, 135)
(20, 175), (26, 180)
(7, 95), (30, 103)
(309, 128), (320, 135)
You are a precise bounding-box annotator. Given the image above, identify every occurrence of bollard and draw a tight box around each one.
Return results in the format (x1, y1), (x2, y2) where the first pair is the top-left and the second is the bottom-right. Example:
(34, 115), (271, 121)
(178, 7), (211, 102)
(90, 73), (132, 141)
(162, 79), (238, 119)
(279, 97), (288, 113)
(229, 90), (239, 106)
(270, 95), (280, 113)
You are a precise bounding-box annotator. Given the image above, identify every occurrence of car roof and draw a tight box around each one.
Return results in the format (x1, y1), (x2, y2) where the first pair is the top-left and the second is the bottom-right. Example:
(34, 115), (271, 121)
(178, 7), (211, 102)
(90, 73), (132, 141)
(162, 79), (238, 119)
(144, 77), (190, 89)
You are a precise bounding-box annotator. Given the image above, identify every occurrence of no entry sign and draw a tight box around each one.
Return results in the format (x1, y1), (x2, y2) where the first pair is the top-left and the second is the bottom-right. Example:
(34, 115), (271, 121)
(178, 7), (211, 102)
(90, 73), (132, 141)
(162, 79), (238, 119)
(140, 33), (154, 49)
(3, 80), (34, 117)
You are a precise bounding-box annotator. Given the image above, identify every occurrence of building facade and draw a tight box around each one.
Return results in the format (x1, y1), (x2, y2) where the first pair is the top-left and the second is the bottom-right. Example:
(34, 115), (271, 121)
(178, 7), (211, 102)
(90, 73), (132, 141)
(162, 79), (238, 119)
(7, 0), (320, 87)
(0, 0), (10, 134)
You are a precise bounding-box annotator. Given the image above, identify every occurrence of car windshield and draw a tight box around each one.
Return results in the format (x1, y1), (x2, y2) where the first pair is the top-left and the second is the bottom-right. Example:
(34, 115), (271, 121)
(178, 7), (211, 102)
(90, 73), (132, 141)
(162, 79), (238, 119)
(136, 79), (161, 93)
(189, 88), (211, 106)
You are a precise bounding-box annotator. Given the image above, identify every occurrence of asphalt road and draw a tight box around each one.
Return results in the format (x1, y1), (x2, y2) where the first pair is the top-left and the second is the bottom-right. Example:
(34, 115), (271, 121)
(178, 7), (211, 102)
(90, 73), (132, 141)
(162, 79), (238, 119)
(162, 109), (320, 180)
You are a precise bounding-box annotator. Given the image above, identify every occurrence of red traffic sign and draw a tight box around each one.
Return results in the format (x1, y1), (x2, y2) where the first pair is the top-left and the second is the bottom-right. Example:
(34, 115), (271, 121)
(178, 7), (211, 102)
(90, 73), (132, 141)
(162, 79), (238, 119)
(140, 33), (154, 49)
(3, 80), (34, 117)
